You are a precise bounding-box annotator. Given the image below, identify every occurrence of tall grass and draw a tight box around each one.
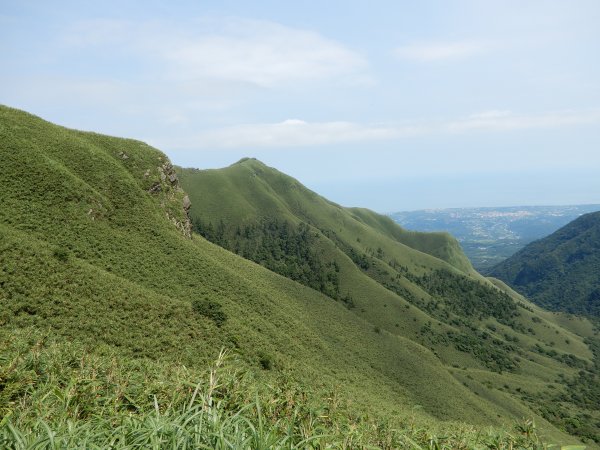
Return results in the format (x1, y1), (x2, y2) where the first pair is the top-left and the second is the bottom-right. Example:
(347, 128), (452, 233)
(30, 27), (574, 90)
(0, 329), (552, 449)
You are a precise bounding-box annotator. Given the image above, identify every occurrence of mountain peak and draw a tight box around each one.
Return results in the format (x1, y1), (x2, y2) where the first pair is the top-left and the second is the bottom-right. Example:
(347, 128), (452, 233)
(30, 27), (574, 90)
(233, 157), (264, 167)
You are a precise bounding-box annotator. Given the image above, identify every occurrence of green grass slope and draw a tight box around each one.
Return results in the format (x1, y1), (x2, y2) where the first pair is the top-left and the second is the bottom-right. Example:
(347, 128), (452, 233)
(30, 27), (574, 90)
(178, 158), (600, 446)
(179, 158), (473, 273)
(490, 211), (600, 317)
(0, 106), (596, 447)
(347, 206), (474, 274)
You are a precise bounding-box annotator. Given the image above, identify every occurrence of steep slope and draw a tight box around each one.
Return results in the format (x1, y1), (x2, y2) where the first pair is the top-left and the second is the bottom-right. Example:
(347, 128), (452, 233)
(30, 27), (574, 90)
(179, 159), (600, 445)
(490, 211), (600, 317)
(0, 106), (597, 446)
(0, 106), (530, 432)
(179, 158), (473, 274)
(348, 206), (474, 273)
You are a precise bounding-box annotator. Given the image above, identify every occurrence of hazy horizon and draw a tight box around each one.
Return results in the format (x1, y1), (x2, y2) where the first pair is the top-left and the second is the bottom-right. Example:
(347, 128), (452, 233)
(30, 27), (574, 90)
(385, 200), (600, 215)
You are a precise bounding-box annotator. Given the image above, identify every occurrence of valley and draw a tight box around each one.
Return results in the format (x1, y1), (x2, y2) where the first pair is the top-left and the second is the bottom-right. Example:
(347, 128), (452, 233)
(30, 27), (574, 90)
(0, 106), (598, 448)
(390, 205), (600, 271)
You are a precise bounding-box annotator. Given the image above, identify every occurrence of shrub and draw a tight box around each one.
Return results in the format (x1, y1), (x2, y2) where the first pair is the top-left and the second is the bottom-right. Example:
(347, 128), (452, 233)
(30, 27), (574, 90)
(53, 247), (69, 262)
(192, 298), (227, 327)
(257, 351), (273, 370)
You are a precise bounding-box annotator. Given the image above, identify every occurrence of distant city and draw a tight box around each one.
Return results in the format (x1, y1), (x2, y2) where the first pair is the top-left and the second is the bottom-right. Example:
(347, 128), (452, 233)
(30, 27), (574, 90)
(390, 204), (600, 271)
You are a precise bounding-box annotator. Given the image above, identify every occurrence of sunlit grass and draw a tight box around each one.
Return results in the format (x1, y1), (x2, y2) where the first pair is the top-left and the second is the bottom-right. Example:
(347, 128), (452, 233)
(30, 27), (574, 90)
(1, 330), (551, 449)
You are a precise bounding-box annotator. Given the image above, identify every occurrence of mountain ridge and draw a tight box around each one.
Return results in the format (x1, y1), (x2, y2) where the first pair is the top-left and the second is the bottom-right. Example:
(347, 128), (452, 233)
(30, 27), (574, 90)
(179, 157), (475, 274)
(178, 156), (600, 444)
(1, 105), (598, 446)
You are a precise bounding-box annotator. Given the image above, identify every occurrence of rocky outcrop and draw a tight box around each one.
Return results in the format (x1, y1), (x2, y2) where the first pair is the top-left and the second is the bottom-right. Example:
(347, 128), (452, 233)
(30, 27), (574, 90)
(163, 161), (192, 238)
(183, 195), (191, 211)
(142, 157), (193, 239)
(115, 149), (192, 238)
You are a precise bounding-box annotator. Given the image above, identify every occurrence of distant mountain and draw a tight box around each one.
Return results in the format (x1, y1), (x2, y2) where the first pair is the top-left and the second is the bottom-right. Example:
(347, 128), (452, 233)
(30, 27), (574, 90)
(490, 211), (600, 317)
(390, 205), (600, 270)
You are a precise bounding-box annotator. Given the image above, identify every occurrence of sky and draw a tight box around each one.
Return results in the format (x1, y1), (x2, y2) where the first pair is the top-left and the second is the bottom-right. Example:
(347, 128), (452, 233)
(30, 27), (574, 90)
(1, 0), (600, 212)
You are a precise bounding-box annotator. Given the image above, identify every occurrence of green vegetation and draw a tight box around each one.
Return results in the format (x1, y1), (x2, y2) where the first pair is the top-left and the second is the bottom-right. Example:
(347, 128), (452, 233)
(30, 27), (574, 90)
(413, 269), (519, 324)
(178, 158), (600, 446)
(192, 297), (227, 327)
(490, 211), (600, 316)
(0, 105), (598, 447)
(0, 330), (551, 449)
(193, 217), (341, 299)
(524, 336), (600, 443)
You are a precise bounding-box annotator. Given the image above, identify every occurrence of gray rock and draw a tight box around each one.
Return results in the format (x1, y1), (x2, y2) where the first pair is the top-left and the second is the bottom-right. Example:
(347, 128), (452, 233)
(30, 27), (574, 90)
(148, 182), (162, 194)
(183, 195), (191, 210)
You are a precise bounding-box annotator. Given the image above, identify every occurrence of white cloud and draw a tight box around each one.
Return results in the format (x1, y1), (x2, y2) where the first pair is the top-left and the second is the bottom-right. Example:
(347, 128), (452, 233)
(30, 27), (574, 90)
(394, 41), (488, 62)
(173, 119), (412, 149)
(0, 76), (128, 107)
(445, 109), (600, 133)
(466, 110), (512, 120)
(165, 23), (367, 86)
(63, 18), (368, 87)
(166, 109), (600, 149)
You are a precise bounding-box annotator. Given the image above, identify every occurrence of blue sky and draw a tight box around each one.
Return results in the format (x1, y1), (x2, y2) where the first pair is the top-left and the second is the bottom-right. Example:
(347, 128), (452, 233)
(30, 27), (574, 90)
(1, 0), (599, 211)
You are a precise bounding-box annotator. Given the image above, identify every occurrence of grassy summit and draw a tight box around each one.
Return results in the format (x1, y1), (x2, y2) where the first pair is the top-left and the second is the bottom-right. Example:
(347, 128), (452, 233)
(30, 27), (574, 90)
(1, 105), (598, 447)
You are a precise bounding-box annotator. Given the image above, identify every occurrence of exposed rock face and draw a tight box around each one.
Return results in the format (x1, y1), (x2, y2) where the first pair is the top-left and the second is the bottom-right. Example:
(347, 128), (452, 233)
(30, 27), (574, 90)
(148, 182), (162, 194)
(168, 213), (192, 238)
(144, 158), (193, 239)
(183, 195), (191, 211)
(157, 162), (181, 184)
(117, 151), (192, 238)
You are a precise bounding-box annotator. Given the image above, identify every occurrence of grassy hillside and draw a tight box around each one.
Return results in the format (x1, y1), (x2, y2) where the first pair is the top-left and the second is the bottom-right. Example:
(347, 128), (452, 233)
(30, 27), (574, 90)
(0, 105), (597, 447)
(179, 158), (600, 446)
(348, 206), (474, 273)
(490, 211), (600, 317)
